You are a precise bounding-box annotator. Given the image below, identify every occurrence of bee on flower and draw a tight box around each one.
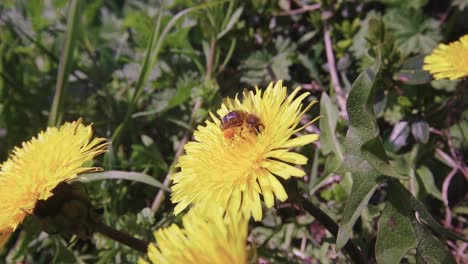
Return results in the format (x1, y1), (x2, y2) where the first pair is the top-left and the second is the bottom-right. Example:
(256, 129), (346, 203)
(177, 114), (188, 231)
(171, 81), (319, 221)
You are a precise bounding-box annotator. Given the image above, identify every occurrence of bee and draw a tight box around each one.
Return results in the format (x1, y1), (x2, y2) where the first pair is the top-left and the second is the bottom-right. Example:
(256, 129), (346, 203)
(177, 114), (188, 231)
(220, 110), (264, 139)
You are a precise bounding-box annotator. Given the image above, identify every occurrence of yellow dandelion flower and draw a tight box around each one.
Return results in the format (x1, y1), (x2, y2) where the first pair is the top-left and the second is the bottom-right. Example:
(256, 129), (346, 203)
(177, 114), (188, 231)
(140, 205), (248, 264)
(171, 81), (319, 221)
(0, 119), (108, 236)
(423, 35), (468, 80)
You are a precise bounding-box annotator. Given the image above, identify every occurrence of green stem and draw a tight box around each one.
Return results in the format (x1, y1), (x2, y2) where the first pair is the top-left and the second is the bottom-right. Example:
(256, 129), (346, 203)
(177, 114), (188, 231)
(48, 0), (81, 127)
(111, 1), (226, 149)
(299, 197), (367, 263)
(91, 220), (149, 254)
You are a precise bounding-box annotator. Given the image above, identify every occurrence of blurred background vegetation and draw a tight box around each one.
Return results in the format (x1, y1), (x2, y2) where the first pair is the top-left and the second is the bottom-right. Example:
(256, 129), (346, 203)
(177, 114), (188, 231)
(0, 0), (466, 263)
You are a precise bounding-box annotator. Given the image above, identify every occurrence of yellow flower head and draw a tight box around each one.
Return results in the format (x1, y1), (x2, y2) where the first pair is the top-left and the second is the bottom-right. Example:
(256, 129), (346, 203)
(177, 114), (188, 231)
(0, 119), (107, 234)
(171, 81), (319, 221)
(423, 35), (468, 80)
(140, 205), (248, 264)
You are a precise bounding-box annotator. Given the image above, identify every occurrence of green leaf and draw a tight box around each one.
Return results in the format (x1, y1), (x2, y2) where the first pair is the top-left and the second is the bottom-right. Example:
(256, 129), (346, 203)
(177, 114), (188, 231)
(383, 8), (441, 55)
(411, 119), (430, 144)
(415, 167), (442, 201)
(351, 11), (381, 59)
(240, 37), (296, 85)
(319, 92), (343, 159)
(336, 164), (385, 250)
(122, 10), (153, 49)
(410, 193), (468, 243)
(361, 137), (408, 179)
(80, 170), (170, 191)
(395, 55), (432, 85)
(376, 183), (417, 264)
(217, 6), (243, 39)
(336, 54), (387, 250)
(165, 73), (198, 110)
(413, 222), (454, 264)
(449, 109), (468, 149)
(376, 181), (457, 264)
(389, 121), (410, 151)
(310, 154), (351, 195)
(337, 51), (409, 249)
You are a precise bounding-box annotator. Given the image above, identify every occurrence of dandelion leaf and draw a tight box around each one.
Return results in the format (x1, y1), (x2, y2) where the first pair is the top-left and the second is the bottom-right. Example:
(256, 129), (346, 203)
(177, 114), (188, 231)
(336, 52), (407, 250)
(376, 180), (458, 264)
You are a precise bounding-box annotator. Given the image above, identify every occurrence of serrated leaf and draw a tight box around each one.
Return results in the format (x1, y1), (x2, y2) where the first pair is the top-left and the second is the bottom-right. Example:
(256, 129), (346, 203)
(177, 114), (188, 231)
(409, 192), (467, 243)
(336, 54), (389, 250)
(337, 51), (411, 250)
(383, 8), (441, 55)
(411, 119), (430, 144)
(240, 37), (295, 85)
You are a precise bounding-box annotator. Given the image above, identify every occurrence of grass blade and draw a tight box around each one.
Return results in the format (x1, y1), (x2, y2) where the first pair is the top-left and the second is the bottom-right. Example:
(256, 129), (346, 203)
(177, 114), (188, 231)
(48, 0), (81, 127)
(111, 0), (227, 148)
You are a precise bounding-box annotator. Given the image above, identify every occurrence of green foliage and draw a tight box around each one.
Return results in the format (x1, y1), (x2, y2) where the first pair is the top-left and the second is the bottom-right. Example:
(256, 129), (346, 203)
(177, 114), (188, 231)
(336, 53), (406, 250)
(383, 8), (441, 55)
(240, 37), (296, 85)
(376, 180), (457, 263)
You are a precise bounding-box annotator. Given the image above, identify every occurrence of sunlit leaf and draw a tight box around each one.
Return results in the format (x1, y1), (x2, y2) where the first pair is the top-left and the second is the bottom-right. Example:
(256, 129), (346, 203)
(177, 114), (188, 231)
(80, 170), (169, 191)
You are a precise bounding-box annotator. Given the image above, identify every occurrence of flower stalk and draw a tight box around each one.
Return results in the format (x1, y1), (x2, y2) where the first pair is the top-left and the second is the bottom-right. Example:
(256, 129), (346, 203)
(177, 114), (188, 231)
(90, 220), (149, 253)
(298, 196), (366, 263)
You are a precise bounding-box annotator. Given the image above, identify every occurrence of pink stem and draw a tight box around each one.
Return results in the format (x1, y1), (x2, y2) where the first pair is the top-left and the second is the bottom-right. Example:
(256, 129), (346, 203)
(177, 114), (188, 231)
(442, 168), (457, 228)
(322, 14), (348, 119)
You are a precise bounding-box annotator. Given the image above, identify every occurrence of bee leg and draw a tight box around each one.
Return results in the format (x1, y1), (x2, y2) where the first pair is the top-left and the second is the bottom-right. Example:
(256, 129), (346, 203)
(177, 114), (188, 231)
(254, 124), (265, 135)
(239, 126), (247, 139)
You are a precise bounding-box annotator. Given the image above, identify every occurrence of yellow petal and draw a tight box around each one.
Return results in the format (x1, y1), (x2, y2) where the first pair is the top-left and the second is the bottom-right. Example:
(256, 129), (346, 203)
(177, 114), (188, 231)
(262, 159), (305, 179)
(257, 170), (275, 207)
(282, 134), (319, 148)
(267, 173), (288, 201)
(267, 149), (308, 165)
